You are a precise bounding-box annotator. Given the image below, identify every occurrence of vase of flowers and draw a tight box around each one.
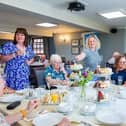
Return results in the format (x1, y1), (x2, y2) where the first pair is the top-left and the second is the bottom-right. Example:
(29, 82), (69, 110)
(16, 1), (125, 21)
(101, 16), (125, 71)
(78, 70), (93, 99)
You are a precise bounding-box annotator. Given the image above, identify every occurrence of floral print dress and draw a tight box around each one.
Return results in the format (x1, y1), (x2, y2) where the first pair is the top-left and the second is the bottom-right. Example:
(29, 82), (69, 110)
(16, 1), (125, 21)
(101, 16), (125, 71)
(2, 42), (35, 90)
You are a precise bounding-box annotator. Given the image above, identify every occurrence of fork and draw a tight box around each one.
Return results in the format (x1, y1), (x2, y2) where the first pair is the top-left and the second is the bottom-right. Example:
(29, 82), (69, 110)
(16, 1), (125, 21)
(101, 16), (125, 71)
(80, 121), (102, 126)
(80, 121), (93, 126)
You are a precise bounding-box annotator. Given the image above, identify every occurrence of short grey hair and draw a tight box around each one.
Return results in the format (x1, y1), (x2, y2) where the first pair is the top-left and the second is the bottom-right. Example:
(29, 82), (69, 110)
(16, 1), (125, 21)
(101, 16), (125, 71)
(50, 54), (62, 64)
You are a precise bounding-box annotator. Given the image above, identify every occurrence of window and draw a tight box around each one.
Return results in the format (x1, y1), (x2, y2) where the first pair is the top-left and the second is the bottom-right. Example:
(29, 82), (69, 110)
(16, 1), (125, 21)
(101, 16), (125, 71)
(32, 38), (44, 55)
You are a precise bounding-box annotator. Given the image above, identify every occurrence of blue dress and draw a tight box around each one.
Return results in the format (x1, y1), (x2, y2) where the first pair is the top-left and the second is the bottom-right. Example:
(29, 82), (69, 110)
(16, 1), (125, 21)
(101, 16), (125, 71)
(2, 42), (35, 90)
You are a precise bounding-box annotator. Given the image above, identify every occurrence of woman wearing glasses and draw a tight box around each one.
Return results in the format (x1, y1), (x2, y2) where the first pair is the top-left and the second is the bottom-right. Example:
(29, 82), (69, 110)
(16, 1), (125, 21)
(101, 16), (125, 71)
(44, 54), (69, 89)
(111, 55), (126, 86)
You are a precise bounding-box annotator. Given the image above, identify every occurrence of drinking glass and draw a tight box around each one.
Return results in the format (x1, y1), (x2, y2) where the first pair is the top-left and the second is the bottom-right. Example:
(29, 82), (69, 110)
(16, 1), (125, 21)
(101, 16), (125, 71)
(0, 73), (7, 88)
(118, 76), (123, 85)
(36, 85), (46, 97)
(110, 86), (117, 105)
(0, 75), (5, 96)
(29, 85), (34, 96)
(25, 85), (34, 99)
(111, 79), (116, 85)
(0, 73), (7, 81)
(80, 101), (96, 116)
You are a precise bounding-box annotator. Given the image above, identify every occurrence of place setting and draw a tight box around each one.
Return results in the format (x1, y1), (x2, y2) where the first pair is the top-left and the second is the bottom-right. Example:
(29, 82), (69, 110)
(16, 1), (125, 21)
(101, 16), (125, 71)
(95, 108), (124, 126)
(0, 93), (25, 103)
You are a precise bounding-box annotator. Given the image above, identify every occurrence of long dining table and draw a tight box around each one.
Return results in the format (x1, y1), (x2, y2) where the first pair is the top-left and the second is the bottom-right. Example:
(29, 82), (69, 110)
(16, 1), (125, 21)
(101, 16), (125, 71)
(0, 83), (126, 126)
(0, 99), (82, 126)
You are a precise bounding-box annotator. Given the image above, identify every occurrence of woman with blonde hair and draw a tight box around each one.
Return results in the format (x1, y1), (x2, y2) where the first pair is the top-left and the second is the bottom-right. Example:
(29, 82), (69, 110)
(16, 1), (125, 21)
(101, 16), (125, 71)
(44, 54), (69, 89)
(75, 35), (101, 71)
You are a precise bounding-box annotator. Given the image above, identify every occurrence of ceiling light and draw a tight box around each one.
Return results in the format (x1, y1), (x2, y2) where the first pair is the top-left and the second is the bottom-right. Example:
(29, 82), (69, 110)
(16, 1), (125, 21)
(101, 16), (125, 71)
(36, 23), (57, 27)
(99, 11), (126, 19)
(0, 31), (12, 33)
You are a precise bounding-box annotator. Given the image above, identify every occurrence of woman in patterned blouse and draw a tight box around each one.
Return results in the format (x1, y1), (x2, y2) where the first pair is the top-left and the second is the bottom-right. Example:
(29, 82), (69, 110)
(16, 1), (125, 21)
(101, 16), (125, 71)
(1, 28), (35, 90)
(44, 54), (69, 89)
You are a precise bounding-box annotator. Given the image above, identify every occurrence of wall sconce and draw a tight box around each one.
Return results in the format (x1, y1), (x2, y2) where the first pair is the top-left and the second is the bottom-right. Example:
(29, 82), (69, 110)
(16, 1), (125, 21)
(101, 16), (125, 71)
(59, 35), (70, 43)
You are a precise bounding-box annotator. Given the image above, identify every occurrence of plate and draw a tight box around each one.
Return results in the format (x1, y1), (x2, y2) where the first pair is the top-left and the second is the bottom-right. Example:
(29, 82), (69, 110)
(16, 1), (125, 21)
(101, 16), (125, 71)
(16, 89), (28, 95)
(118, 90), (126, 99)
(68, 114), (84, 123)
(56, 85), (69, 90)
(96, 109), (123, 125)
(68, 114), (95, 126)
(57, 102), (73, 114)
(32, 112), (64, 126)
(94, 73), (113, 77)
(0, 94), (24, 103)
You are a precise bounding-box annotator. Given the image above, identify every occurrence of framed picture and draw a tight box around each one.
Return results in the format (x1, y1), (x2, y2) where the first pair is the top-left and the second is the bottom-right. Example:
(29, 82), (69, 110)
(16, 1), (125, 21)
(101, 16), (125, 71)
(79, 39), (83, 47)
(71, 39), (79, 46)
(71, 47), (80, 54)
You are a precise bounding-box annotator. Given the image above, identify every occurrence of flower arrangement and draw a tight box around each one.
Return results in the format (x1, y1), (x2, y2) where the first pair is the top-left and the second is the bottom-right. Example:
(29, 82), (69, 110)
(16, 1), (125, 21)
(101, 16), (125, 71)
(78, 70), (93, 97)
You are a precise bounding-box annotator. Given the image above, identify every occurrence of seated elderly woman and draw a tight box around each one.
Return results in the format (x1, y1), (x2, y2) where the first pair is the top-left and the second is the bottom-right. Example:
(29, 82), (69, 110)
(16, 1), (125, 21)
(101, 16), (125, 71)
(44, 54), (69, 89)
(111, 55), (126, 86)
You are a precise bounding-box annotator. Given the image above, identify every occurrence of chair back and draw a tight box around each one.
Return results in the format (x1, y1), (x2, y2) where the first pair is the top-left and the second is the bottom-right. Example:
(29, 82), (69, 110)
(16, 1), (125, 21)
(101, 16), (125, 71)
(34, 68), (46, 87)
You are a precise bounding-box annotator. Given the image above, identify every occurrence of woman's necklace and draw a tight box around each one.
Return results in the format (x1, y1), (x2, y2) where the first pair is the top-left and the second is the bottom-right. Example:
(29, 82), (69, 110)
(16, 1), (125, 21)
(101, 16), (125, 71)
(17, 44), (26, 55)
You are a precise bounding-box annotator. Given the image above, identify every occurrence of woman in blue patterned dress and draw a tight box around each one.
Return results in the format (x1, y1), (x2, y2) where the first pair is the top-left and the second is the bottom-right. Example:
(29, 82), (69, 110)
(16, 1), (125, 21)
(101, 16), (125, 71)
(1, 28), (34, 90)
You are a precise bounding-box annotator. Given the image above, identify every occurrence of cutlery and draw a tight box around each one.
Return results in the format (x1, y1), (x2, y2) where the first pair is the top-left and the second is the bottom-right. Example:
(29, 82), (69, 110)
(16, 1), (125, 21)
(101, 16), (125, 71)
(80, 121), (93, 126)
(80, 121), (102, 126)
(38, 109), (48, 114)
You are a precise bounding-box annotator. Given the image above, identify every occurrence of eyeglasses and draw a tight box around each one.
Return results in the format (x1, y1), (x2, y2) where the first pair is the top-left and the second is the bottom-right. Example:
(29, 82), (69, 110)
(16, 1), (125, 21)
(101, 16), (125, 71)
(119, 61), (126, 64)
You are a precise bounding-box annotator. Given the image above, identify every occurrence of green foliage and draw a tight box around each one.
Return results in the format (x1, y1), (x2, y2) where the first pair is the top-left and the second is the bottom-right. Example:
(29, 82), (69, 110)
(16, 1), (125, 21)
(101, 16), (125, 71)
(78, 71), (93, 87)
